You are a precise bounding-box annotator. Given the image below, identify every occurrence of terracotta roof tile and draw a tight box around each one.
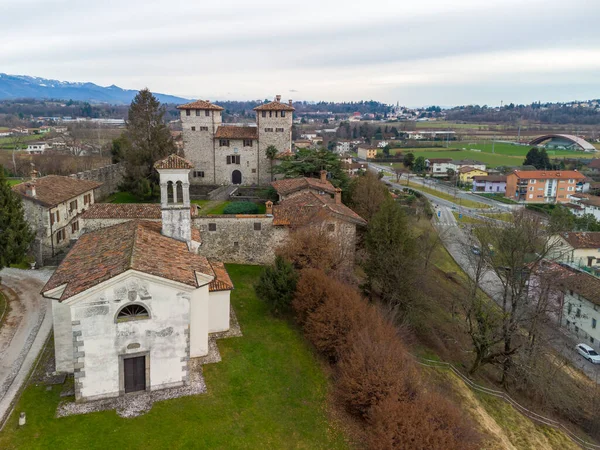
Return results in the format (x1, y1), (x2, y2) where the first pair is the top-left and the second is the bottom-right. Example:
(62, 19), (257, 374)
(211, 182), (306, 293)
(214, 126), (258, 140)
(472, 175), (507, 182)
(254, 101), (295, 111)
(208, 260), (234, 292)
(42, 221), (230, 301)
(271, 177), (336, 196)
(559, 232), (600, 249)
(177, 100), (224, 111)
(82, 203), (162, 219)
(154, 154), (194, 170)
(458, 166), (483, 173)
(12, 175), (101, 208)
(509, 170), (586, 180)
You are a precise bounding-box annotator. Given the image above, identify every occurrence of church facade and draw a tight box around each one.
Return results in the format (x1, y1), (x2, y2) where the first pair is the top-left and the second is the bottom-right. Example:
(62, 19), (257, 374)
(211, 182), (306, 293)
(178, 95), (294, 186)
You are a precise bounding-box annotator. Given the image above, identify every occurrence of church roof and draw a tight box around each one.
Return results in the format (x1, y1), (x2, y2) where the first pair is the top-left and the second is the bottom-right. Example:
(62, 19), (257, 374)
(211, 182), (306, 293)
(154, 154), (194, 170)
(12, 175), (101, 208)
(254, 100), (295, 111)
(82, 203), (162, 219)
(271, 177), (336, 196)
(176, 100), (224, 111)
(214, 126), (258, 140)
(42, 221), (232, 301)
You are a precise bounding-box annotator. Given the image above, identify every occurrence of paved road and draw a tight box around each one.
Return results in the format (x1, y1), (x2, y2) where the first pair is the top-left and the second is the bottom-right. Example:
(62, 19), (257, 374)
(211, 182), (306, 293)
(0, 268), (54, 424)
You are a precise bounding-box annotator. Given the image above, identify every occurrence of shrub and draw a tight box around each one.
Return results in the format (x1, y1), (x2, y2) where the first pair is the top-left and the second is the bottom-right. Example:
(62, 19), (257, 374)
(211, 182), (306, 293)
(223, 201), (259, 215)
(254, 256), (298, 314)
(276, 227), (344, 275)
(292, 269), (332, 325)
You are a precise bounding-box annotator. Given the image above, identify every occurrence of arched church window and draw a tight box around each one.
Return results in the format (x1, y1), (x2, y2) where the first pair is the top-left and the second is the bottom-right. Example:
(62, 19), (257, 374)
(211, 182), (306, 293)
(116, 303), (150, 322)
(167, 181), (174, 203)
(176, 181), (184, 204)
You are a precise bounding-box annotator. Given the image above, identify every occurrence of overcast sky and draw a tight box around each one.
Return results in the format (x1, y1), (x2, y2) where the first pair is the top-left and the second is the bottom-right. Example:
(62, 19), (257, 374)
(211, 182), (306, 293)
(3, 0), (600, 106)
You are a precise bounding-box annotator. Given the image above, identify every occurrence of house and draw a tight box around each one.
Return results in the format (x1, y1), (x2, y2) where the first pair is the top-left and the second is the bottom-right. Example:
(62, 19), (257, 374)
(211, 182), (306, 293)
(179, 95), (293, 186)
(452, 159), (486, 171)
(505, 169), (586, 203)
(271, 170), (337, 201)
(357, 147), (377, 160)
(342, 161), (368, 176)
(12, 172), (101, 265)
(458, 166), (488, 183)
(293, 139), (313, 149)
(335, 140), (352, 154)
(25, 142), (48, 155)
(588, 159), (600, 173)
(560, 270), (600, 346)
(566, 194), (600, 221)
(549, 232), (600, 268)
(426, 158), (453, 177)
(471, 175), (507, 193)
(339, 154), (353, 165)
(41, 154), (234, 402)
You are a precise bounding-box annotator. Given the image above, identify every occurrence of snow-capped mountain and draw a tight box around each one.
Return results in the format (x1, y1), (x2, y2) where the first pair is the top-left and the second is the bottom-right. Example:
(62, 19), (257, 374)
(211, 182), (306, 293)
(0, 74), (189, 104)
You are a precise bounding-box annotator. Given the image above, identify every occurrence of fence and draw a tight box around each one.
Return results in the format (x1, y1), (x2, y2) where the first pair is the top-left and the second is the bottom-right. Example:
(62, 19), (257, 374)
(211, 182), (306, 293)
(417, 357), (600, 450)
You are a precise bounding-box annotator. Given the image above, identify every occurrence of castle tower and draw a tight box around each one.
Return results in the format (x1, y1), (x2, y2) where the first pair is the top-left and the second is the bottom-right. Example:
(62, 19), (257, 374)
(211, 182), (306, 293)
(154, 154), (195, 244)
(254, 95), (294, 185)
(177, 100), (224, 185)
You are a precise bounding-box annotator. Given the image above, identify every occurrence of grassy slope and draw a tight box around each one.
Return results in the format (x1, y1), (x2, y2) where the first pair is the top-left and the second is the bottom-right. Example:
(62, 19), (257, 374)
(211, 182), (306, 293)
(403, 180), (490, 209)
(0, 265), (348, 450)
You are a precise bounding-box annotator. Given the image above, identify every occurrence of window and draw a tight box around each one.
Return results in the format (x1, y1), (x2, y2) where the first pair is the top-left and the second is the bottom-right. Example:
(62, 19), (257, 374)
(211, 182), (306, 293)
(196, 109), (201, 116)
(327, 223), (335, 232)
(593, 318), (597, 329)
(577, 308), (581, 318)
(71, 221), (79, 233)
(568, 303), (573, 314)
(186, 110), (191, 116)
(191, 126), (196, 131)
(252, 168), (257, 173)
(269, 111), (272, 117)
(227, 155), (240, 164)
(84, 193), (91, 205)
(117, 304), (149, 322)
(276, 128), (284, 132)
(208, 223), (216, 231)
(254, 222), (261, 231)
(243, 139), (253, 147)
(568, 187), (574, 191)
(199, 126), (208, 131)
(205, 110), (210, 117)
(264, 128), (273, 132)
(529, 194), (533, 199)
(220, 139), (230, 147)
(50, 210), (60, 225)
(530, 179), (536, 184)
(281, 111), (286, 118)
(529, 186), (534, 191)
(233, 241), (239, 248)
(591, 337), (595, 344)
(569, 179), (574, 183)
(56, 229), (65, 243)
(262, 111), (266, 118)
(193, 170), (205, 178)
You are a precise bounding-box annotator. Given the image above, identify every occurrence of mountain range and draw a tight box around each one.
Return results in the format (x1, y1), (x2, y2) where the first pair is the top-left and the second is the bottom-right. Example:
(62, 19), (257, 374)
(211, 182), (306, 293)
(0, 74), (190, 105)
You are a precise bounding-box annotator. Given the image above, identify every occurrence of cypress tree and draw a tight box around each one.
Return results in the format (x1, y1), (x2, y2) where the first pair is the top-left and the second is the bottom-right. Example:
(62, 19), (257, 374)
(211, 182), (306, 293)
(0, 167), (34, 271)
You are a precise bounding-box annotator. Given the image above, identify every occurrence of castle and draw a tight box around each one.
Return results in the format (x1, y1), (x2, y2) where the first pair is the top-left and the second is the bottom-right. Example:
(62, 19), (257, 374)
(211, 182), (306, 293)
(178, 95), (294, 186)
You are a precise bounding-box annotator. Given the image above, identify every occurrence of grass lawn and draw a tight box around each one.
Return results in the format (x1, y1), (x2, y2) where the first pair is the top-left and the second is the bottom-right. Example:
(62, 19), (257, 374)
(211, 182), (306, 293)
(0, 264), (349, 450)
(105, 191), (154, 204)
(0, 134), (46, 149)
(7, 179), (23, 186)
(452, 211), (484, 224)
(475, 193), (517, 204)
(202, 201), (267, 215)
(403, 180), (490, 209)
(481, 212), (512, 222)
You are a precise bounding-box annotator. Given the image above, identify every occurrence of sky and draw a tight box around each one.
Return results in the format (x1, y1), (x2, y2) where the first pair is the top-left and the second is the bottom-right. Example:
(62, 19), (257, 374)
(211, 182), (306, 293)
(3, 0), (600, 107)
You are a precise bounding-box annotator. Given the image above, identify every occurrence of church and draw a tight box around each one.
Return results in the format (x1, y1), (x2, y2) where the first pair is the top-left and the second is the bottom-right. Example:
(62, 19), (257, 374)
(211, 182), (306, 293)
(42, 155), (234, 402)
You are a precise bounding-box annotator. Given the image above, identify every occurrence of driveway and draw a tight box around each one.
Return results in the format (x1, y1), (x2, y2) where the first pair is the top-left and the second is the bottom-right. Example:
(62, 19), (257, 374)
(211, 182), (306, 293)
(0, 268), (54, 425)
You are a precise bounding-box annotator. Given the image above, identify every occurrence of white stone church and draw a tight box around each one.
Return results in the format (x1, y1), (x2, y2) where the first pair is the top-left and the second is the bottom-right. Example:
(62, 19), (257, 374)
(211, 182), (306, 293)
(42, 155), (234, 402)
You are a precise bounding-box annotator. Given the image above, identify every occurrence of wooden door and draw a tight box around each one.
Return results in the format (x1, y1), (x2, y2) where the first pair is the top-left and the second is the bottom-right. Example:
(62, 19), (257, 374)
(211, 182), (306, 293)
(124, 356), (146, 393)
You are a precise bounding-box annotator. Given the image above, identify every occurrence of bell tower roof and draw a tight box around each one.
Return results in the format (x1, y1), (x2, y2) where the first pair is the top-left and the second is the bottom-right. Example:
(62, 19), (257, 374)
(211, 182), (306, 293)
(154, 154), (194, 170)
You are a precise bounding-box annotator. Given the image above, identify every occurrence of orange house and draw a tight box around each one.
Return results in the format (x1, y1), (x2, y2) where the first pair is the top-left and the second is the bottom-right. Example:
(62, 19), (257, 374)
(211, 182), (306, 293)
(505, 170), (586, 203)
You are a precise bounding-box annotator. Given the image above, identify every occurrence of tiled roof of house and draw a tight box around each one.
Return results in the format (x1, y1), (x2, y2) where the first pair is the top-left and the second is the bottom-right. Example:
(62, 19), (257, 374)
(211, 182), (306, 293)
(81, 203), (162, 219)
(154, 154), (194, 170)
(272, 191), (367, 227)
(254, 100), (295, 111)
(214, 126), (258, 140)
(559, 231), (600, 249)
(472, 175), (507, 182)
(427, 158), (452, 163)
(588, 159), (600, 169)
(581, 196), (600, 207)
(176, 100), (224, 111)
(271, 177), (336, 196)
(458, 166), (485, 174)
(509, 170), (586, 180)
(12, 175), (101, 208)
(452, 159), (485, 166)
(41, 221), (231, 301)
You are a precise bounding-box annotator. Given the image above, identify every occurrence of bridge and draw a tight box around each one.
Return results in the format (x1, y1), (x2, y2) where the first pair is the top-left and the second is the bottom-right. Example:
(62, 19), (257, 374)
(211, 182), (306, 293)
(529, 134), (596, 152)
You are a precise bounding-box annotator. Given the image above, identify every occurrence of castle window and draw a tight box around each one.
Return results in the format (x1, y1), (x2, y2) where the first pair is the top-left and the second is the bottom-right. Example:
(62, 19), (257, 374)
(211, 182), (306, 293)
(205, 110), (210, 117)
(227, 155), (241, 165)
(176, 181), (184, 204)
(56, 229), (66, 243)
(269, 111), (272, 117)
(84, 193), (91, 205)
(233, 241), (239, 248)
(116, 304), (150, 322)
(254, 222), (261, 231)
(209, 223), (217, 231)
(167, 181), (174, 203)
(281, 111), (286, 118)
(199, 126), (208, 131)
(220, 139), (230, 147)
(275, 111), (278, 118)
(276, 128), (284, 132)
(193, 170), (205, 178)
(186, 110), (191, 116)
(195, 110), (201, 116)
(262, 111), (266, 118)
(243, 139), (253, 147)
(252, 168), (256, 173)
(71, 220), (79, 233)
(69, 199), (78, 212)
(264, 128), (273, 132)
(191, 126), (196, 131)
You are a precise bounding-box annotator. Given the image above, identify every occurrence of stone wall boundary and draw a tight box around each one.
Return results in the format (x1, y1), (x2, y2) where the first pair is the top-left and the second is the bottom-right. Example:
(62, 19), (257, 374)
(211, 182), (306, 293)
(69, 163), (125, 201)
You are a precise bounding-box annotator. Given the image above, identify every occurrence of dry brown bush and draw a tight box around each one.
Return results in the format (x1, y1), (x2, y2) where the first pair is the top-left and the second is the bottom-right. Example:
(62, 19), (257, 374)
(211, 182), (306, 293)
(366, 390), (481, 450)
(292, 269), (332, 326)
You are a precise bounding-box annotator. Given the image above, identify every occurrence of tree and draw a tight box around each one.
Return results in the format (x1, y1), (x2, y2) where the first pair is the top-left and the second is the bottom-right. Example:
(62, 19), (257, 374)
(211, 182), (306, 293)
(523, 147), (552, 169)
(119, 89), (177, 200)
(0, 167), (34, 272)
(254, 256), (298, 315)
(413, 156), (426, 173)
(346, 171), (390, 222)
(382, 145), (390, 158)
(549, 206), (576, 233)
(403, 152), (415, 169)
(110, 134), (131, 163)
(364, 198), (418, 316)
(265, 145), (278, 182)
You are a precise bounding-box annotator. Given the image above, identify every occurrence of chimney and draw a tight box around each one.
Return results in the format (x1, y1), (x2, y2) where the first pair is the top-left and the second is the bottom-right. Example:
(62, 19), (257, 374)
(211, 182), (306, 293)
(25, 182), (36, 198)
(288, 99), (293, 106)
(265, 200), (273, 215)
(275, 94), (281, 102)
(334, 188), (342, 204)
(320, 170), (327, 183)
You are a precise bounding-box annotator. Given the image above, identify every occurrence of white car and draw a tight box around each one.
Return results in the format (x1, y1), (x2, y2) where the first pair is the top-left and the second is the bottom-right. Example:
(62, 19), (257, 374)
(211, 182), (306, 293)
(575, 343), (600, 364)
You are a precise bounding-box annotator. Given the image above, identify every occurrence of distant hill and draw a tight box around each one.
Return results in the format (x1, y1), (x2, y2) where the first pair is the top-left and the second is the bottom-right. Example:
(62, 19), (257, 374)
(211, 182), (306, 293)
(0, 74), (189, 105)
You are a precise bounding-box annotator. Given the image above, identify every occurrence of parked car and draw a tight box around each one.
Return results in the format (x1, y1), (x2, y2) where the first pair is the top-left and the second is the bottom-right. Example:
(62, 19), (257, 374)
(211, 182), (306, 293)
(471, 246), (481, 255)
(576, 343), (600, 364)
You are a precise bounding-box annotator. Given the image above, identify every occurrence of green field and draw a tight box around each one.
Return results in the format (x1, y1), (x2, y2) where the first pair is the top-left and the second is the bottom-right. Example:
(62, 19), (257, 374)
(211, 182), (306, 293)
(0, 265), (348, 450)
(7, 179), (23, 186)
(449, 141), (594, 158)
(0, 134), (46, 149)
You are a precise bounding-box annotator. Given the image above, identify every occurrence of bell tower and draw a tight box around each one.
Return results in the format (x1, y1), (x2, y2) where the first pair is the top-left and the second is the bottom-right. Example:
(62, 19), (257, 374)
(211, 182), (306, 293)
(154, 154), (194, 244)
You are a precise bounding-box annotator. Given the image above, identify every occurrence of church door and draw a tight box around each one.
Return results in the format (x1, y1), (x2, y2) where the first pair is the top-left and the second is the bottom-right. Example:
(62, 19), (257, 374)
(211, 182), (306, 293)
(124, 355), (146, 393)
(232, 170), (242, 184)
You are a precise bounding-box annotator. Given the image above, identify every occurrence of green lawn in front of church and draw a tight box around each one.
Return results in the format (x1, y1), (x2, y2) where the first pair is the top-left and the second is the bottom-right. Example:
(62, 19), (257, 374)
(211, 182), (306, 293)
(0, 265), (349, 450)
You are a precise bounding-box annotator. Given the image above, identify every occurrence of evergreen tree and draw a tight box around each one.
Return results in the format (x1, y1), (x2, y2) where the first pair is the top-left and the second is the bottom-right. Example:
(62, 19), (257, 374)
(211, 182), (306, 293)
(0, 167), (34, 272)
(254, 256), (298, 315)
(548, 206), (575, 233)
(265, 145), (278, 182)
(403, 152), (415, 169)
(523, 147), (540, 168)
(119, 89), (177, 200)
(413, 156), (426, 173)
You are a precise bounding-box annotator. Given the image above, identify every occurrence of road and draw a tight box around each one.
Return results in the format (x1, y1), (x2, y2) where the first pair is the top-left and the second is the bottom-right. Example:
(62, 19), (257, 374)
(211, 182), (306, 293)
(0, 268), (54, 425)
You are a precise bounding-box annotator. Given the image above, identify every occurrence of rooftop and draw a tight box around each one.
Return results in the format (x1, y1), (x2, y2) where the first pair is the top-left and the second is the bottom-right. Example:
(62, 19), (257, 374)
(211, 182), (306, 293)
(12, 175), (101, 208)
(472, 175), (507, 182)
(154, 154), (194, 170)
(458, 166), (486, 173)
(81, 203), (162, 220)
(176, 100), (224, 111)
(254, 96), (295, 112)
(559, 231), (600, 249)
(271, 177), (336, 196)
(42, 221), (231, 301)
(510, 169), (586, 180)
(214, 126), (258, 140)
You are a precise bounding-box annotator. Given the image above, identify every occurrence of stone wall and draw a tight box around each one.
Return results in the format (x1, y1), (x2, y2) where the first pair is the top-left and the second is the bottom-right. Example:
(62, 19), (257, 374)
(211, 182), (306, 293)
(256, 111), (293, 185)
(70, 163), (125, 201)
(214, 138), (260, 185)
(181, 109), (221, 185)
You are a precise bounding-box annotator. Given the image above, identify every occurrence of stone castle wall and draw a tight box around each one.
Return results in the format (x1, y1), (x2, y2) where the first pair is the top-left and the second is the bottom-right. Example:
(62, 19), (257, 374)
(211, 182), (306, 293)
(256, 111), (293, 185)
(180, 110), (221, 185)
(70, 163), (125, 201)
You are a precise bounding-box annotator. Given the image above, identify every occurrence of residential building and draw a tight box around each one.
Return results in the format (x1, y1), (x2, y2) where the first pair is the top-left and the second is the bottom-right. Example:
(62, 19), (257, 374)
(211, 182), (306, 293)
(357, 147), (377, 160)
(42, 154), (233, 402)
(549, 232), (600, 268)
(342, 161), (368, 176)
(559, 268), (600, 346)
(566, 193), (600, 221)
(25, 142), (48, 154)
(505, 169), (586, 203)
(12, 173), (101, 265)
(179, 95), (293, 186)
(472, 175), (507, 193)
(452, 159), (486, 171)
(293, 139), (313, 149)
(588, 159), (600, 173)
(335, 140), (351, 154)
(458, 166), (488, 183)
(426, 158), (453, 177)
